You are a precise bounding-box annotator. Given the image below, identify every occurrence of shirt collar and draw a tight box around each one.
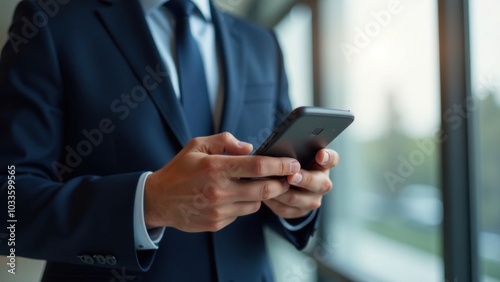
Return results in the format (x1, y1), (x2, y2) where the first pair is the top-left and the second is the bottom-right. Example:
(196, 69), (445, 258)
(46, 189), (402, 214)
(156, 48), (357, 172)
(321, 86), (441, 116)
(139, 0), (212, 21)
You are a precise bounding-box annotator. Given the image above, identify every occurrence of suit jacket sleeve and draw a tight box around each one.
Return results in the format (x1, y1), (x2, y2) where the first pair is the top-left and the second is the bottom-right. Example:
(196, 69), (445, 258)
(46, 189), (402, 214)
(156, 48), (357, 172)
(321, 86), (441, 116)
(0, 1), (155, 271)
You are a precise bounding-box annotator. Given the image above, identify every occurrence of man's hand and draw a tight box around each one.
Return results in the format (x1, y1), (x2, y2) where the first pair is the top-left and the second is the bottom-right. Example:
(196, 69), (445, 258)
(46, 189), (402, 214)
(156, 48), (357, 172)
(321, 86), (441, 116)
(144, 132), (301, 232)
(264, 149), (338, 219)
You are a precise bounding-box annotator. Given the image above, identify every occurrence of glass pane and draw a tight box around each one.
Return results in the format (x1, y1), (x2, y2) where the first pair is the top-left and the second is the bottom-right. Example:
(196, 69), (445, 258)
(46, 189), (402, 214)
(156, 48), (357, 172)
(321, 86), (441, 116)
(275, 4), (314, 107)
(470, 0), (500, 281)
(319, 0), (443, 281)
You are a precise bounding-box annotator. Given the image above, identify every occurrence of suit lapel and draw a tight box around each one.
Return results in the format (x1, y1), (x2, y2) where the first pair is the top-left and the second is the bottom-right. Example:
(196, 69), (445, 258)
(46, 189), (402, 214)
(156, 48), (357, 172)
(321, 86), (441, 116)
(97, 0), (191, 146)
(211, 5), (246, 134)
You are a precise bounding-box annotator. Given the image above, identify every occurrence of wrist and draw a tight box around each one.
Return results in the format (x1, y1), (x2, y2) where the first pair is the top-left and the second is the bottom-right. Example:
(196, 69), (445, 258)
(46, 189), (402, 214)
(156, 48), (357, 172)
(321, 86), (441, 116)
(144, 172), (164, 229)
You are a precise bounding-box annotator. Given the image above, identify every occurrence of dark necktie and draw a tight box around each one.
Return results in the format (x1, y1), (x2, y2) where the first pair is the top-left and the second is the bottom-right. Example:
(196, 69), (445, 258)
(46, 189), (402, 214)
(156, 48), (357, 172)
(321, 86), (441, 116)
(167, 0), (213, 138)
(165, 2), (218, 280)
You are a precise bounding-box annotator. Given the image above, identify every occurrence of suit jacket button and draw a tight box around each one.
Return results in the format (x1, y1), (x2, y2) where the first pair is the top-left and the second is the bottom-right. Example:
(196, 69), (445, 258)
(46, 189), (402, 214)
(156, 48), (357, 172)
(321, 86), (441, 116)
(105, 255), (117, 266)
(78, 255), (94, 265)
(94, 255), (106, 264)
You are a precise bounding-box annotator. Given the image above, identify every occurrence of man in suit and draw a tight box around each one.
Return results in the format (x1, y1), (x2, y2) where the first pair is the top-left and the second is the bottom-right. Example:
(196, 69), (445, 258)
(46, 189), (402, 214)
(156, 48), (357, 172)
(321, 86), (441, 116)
(0, 0), (338, 281)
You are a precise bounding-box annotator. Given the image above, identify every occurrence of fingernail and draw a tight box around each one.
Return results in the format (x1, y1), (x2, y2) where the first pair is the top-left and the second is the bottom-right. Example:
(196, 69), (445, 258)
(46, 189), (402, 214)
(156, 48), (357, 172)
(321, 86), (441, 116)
(292, 172), (303, 184)
(237, 141), (252, 148)
(322, 151), (330, 165)
(290, 161), (300, 173)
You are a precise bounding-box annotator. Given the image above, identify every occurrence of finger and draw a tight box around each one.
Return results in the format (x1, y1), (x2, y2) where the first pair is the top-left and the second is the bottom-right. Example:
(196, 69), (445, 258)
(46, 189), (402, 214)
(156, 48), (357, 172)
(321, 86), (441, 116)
(231, 178), (290, 202)
(287, 169), (333, 194)
(233, 201), (263, 216)
(264, 199), (312, 219)
(271, 188), (322, 211)
(219, 155), (300, 178)
(314, 149), (339, 169)
(193, 178), (289, 206)
(189, 132), (253, 155)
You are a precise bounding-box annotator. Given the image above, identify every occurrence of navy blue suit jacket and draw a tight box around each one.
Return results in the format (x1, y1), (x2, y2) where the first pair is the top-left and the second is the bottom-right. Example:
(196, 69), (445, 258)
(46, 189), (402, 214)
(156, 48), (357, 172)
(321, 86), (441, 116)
(0, 0), (318, 281)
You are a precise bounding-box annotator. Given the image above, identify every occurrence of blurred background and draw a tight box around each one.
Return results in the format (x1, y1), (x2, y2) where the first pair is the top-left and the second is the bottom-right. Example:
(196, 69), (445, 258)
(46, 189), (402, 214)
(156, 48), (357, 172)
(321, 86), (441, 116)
(1, 0), (499, 281)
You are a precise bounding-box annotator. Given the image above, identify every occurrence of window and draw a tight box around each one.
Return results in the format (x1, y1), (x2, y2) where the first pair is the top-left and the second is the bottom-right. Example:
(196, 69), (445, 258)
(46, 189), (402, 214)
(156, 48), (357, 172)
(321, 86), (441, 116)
(319, 0), (443, 281)
(470, 0), (500, 281)
(275, 4), (314, 107)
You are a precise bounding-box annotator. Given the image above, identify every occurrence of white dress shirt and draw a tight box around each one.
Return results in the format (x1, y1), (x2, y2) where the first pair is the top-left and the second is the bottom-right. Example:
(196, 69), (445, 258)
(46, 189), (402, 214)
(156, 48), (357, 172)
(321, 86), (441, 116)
(133, 0), (316, 250)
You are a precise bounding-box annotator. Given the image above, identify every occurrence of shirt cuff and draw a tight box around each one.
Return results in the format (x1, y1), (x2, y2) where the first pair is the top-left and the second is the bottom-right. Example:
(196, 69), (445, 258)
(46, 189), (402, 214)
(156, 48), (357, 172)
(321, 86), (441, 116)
(133, 171), (165, 250)
(278, 209), (318, 232)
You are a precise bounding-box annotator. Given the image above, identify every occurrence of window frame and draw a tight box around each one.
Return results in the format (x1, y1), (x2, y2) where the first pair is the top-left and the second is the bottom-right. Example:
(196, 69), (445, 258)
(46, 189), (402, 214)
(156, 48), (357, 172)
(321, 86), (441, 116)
(437, 0), (478, 280)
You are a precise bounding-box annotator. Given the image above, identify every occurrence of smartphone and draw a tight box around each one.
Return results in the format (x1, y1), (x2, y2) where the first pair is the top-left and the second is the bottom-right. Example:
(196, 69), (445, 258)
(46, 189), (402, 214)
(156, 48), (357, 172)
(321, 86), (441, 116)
(254, 106), (354, 169)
